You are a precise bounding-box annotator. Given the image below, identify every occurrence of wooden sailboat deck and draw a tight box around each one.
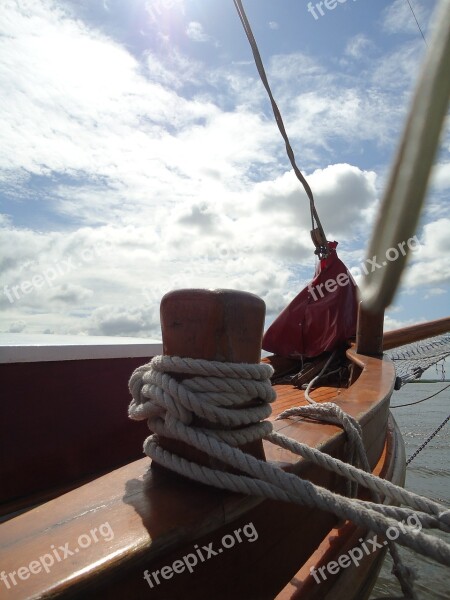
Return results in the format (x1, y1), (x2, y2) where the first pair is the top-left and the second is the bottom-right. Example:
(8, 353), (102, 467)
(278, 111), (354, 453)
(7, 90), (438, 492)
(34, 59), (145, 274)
(0, 346), (397, 599)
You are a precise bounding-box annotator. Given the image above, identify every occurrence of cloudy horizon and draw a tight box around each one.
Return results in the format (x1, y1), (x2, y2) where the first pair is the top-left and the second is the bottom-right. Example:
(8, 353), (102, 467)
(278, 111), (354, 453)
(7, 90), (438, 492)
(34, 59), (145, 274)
(1, 0), (449, 340)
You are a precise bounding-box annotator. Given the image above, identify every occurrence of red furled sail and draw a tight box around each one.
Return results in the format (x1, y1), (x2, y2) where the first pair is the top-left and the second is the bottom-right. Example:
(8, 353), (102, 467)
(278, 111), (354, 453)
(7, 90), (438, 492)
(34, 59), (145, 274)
(262, 241), (358, 358)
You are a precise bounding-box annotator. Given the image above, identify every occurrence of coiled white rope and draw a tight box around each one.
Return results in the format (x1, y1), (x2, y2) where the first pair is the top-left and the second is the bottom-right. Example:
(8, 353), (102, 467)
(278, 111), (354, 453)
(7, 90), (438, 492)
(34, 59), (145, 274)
(128, 356), (450, 575)
(129, 356), (276, 445)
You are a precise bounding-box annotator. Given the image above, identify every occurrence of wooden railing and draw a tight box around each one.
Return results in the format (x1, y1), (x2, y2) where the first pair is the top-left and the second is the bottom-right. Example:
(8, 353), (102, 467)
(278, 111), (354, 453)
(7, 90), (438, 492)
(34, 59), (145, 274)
(383, 316), (450, 350)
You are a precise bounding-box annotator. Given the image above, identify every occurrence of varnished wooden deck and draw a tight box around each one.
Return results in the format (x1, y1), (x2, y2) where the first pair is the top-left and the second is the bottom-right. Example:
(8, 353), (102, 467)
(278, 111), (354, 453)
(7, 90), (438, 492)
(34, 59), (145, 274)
(271, 382), (343, 413)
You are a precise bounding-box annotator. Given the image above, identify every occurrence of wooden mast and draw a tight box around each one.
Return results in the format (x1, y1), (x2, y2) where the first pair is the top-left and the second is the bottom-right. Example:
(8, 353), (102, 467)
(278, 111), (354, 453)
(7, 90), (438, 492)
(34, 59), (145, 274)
(356, 302), (384, 357)
(356, 307), (450, 356)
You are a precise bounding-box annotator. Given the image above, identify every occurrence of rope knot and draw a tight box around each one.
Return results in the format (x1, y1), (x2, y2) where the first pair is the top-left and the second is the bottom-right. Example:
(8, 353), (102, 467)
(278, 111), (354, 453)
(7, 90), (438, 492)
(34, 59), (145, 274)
(128, 355), (276, 445)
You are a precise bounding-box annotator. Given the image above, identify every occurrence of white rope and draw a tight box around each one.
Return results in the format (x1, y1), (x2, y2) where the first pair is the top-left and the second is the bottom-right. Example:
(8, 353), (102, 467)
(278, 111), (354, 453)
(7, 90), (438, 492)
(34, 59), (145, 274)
(304, 350), (337, 404)
(129, 355), (276, 443)
(278, 401), (369, 498)
(128, 356), (450, 574)
(301, 352), (362, 493)
(267, 430), (449, 531)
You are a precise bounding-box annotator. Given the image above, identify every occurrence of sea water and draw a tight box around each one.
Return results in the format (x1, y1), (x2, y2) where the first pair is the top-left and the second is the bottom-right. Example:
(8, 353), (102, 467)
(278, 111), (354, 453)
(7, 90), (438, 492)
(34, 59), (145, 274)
(370, 382), (450, 600)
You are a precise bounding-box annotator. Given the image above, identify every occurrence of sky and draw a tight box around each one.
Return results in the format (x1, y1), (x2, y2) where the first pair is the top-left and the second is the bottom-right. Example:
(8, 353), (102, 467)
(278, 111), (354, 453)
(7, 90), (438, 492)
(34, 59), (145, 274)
(1, 0), (449, 340)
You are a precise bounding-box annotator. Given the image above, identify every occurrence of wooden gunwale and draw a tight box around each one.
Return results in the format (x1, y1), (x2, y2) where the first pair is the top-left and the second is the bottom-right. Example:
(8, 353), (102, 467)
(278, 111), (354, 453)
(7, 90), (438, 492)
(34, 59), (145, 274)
(383, 316), (450, 350)
(0, 346), (395, 599)
(3, 313), (444, 520)
(276, 413), (406, 600)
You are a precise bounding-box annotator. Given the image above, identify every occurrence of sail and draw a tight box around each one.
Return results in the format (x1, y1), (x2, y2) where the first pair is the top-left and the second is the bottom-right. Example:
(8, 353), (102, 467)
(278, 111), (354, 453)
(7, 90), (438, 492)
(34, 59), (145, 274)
(262, 241), (358, 358)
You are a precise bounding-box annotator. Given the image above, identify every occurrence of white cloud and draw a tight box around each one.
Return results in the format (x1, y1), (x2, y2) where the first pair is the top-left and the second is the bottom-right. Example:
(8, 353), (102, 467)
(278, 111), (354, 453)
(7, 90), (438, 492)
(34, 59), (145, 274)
(145, 0), (185, 25)
(371, 42), (423, 92)
(50, 283), (94, 303)
(381, 0), (430, 37)
(383, 314), (422, 332)
(263, 52), (410, 161)
(7, 320), (26, 333)
(345, 34), (372, 59)
(424, 288), (447, 299)
(269, 52), (326, 82)
(186, 21), (211, 43)
(256, 164), (378, 239)
(268, 21), (279, 30)
(0, 1), (221, 200)
(0, 162), (378, 335)
(0, 0), (447, 338)
(89, 303), (159, 336)
(403, 218), (450, 288)
(431, 161), (450, 191)
(145, 48), (203, 89)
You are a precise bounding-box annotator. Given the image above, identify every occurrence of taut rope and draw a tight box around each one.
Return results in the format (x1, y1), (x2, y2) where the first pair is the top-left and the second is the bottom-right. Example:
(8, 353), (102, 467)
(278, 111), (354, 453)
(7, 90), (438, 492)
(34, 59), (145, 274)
(233, 0), (328, 258)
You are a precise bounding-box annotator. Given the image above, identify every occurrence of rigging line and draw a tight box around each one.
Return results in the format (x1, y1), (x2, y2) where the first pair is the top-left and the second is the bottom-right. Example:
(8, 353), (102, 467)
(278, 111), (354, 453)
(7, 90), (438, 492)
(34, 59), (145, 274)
(233, 0), (327, 248)
(406, 414), (450, 465)
(391, 383), (450, 408)
(406, 0), (428, 47)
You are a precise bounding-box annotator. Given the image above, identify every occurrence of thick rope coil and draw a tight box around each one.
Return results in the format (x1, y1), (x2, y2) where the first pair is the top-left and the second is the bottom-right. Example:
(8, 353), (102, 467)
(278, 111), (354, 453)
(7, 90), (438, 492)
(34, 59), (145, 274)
(128, 356), (450, 576)
(129, 355), (276, 445)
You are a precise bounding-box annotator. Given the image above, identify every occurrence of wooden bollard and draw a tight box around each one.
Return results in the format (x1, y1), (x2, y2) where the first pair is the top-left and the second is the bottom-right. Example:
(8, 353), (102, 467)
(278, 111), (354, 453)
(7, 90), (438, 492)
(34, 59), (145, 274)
(157, 289), (267, 470)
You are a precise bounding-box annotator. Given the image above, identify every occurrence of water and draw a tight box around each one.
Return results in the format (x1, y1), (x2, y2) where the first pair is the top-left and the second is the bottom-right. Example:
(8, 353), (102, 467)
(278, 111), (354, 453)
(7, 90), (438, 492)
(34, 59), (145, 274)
(370, 382), (450, 600)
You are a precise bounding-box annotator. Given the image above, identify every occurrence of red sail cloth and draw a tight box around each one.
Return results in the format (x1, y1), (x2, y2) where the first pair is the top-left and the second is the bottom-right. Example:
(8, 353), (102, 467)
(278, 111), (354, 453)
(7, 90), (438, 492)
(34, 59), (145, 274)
(262, 242), (358, 358)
